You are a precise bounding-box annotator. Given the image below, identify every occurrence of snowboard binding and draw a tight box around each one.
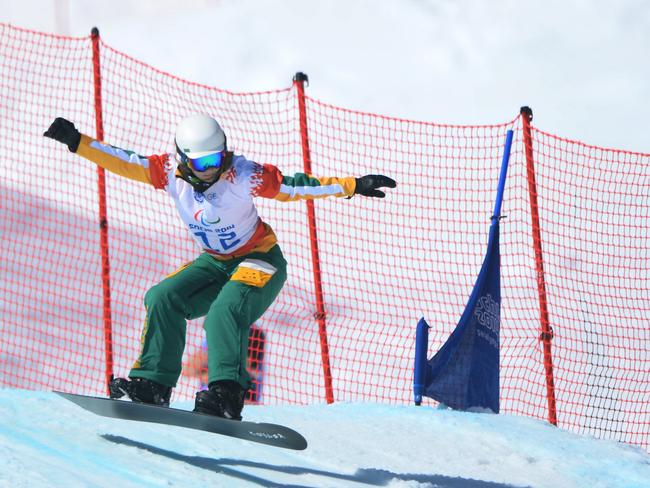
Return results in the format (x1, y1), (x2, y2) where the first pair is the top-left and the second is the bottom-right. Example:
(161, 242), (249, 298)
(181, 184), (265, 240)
(109, 377), (172, 407)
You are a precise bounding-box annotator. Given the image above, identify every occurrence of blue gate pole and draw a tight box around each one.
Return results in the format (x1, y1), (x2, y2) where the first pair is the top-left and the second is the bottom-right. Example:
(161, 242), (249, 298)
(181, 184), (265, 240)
(413, 317), (430, 405)
(492, 129), (514, 221)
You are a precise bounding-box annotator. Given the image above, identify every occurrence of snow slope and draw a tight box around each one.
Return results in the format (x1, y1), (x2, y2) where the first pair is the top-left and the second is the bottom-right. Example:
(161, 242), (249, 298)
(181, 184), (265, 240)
(3, 0), (650, 153)
(0, 389), (648, 488)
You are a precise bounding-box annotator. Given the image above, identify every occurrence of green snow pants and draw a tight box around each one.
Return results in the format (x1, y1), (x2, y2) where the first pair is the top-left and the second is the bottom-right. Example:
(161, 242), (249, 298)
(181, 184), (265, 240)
(129, 245), (287, 389)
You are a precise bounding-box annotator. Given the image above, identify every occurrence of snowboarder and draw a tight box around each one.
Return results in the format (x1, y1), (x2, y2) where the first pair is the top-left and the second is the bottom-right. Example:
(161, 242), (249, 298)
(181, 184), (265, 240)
(44, 114), (396, 420)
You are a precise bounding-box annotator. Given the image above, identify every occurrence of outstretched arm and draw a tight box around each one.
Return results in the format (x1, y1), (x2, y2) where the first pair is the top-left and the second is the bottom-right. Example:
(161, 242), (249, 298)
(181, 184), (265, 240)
(273, 172), (356, 201)
(251, 163), (396, 201)
(43, 118), (168, 189)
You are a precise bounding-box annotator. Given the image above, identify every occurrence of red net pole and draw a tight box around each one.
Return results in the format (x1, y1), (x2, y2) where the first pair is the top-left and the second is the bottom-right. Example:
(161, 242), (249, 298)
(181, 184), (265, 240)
(91, 27), (114, 393)
(293, 72), (334, 404)
(520, 106), (558, 426)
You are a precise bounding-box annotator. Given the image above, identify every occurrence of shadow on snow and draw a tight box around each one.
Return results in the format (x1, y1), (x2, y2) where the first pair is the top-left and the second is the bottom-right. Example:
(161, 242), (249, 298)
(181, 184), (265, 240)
(101, 434), (530, 488)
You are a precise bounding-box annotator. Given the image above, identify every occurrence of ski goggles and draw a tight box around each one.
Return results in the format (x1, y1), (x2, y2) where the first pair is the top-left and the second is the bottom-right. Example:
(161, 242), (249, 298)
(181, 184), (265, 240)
(176, 145), (226, 172)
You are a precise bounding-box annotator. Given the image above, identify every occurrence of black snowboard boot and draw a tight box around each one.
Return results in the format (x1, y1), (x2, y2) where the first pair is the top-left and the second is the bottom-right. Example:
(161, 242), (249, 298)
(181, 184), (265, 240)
(193, 380), (246, 420)
(109, 377), (172, 407)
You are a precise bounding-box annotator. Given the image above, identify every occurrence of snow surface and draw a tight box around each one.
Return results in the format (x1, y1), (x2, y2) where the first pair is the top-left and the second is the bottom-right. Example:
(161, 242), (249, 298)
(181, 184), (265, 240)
(3, 0), (650, 153)
(1, 389), (649, 488)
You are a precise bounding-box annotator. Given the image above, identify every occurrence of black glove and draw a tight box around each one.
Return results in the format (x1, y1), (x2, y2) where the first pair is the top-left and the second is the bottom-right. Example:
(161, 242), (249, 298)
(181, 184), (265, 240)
(43, 117), (81, 152)
(354, 175), (396, 198)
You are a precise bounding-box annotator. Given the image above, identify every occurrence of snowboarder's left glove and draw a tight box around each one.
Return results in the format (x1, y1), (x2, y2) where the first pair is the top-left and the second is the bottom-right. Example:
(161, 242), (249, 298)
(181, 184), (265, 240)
(354, 175), (396, 198)
(43, 117), (81, 153)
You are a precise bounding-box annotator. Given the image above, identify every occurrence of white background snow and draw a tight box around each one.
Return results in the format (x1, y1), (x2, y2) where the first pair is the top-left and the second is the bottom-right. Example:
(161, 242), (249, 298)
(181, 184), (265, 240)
(2, 1), (649, 487)
(4, 0), (650, 153)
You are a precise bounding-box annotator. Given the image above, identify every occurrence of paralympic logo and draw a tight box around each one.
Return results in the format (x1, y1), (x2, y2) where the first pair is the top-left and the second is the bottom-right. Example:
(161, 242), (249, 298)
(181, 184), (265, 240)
(194, 209), (221, 226)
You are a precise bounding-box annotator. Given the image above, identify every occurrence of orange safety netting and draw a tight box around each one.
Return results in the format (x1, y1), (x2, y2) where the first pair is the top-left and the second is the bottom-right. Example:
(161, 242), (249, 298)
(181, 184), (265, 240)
(0, 24), (648, 452)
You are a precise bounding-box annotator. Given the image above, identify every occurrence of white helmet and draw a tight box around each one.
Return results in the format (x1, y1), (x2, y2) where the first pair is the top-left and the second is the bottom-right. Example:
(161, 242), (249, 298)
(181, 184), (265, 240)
(175, 113), (226, 157)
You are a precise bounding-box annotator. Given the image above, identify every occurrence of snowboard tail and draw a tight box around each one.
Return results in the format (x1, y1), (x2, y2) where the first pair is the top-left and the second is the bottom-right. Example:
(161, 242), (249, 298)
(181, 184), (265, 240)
(56, 391), (307, 450)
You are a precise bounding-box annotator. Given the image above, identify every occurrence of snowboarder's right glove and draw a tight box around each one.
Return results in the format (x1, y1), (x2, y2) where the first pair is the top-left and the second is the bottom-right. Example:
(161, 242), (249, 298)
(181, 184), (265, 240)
(43, 117), (81, 152)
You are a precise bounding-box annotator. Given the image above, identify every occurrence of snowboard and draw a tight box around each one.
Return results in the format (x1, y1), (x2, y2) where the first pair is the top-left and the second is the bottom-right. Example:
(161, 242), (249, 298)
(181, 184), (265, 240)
(56, 391), (307, 450)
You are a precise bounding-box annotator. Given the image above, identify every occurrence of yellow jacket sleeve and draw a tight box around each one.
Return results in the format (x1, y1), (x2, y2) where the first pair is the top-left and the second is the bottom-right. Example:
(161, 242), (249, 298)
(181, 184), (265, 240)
(251, 165), (356, 202)
(75, 134), (162, 186)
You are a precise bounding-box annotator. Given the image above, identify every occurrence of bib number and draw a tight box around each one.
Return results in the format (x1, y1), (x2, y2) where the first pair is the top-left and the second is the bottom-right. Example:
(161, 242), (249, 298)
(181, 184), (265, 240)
(194, 231), (241, 252)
